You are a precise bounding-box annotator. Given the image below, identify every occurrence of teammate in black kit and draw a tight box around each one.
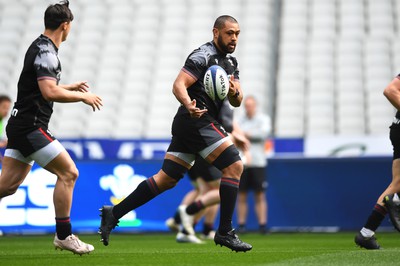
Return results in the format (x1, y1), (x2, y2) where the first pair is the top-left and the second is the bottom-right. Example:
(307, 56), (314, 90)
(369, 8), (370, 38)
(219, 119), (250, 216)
(0, 1), (102, 255)
(355, 74), (400, 249)
(99, 15), (252, 252)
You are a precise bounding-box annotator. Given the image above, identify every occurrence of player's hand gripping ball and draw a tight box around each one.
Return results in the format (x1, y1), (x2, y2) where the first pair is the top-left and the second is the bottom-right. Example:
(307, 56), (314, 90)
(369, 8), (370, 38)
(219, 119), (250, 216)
(203, 65), (229, 101)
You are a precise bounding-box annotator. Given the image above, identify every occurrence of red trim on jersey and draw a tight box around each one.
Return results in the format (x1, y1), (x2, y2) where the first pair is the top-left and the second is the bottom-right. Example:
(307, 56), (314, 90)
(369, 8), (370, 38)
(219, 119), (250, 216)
(181, 68), (198, 81)
(39, 128), (53, 142)
(37, 76), (57, 81)
(211, 123), (225, 137)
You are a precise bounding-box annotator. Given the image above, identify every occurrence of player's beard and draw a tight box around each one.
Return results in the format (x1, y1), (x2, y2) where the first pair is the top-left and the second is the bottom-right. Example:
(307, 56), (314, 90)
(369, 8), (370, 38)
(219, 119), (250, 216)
(217, 35), (236, 54)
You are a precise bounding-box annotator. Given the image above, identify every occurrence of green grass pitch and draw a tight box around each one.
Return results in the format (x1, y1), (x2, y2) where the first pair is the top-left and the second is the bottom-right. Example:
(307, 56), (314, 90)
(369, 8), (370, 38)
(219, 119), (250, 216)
(0, 232), (399, 265)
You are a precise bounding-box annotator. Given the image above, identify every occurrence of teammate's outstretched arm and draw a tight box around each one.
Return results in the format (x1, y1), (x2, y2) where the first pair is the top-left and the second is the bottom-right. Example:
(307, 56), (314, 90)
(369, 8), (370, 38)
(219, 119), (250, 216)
(38, 79), (102, 111)
(384, 77), (400, 110)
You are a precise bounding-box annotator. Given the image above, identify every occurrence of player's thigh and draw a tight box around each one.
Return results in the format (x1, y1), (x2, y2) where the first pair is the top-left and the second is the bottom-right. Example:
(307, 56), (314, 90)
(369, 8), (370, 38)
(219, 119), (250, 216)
(206, 179), (221, 190)
(392, 158), (400, 183)
(154, 152), (194, 188)
(44, 150), (78, 179)
(196, 178), (209, 194)
(201, 139), (242, 177)
(0, 156), (32, 191)
(192, 157), (222, 192)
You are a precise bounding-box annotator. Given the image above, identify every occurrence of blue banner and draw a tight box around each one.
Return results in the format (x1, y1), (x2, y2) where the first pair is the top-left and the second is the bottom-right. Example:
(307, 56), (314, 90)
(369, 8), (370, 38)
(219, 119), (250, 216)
(1, 156), (392, 234)
(267, 157), (393, 231)
(0, 160), (193, 234)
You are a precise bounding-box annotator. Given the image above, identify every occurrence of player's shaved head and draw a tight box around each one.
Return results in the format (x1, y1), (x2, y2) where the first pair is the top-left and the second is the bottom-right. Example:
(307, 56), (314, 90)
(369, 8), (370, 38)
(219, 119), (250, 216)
(213, 15), (238, 30)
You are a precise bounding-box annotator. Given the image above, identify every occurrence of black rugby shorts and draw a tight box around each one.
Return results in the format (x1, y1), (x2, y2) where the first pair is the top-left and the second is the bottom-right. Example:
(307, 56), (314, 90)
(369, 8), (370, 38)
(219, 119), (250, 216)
(188, 156), (222, 182)
(168, 114), (229, 155)
(6, 127), (56, 157)
(390, 123), (400, 160)
(239, 167), (267, 192)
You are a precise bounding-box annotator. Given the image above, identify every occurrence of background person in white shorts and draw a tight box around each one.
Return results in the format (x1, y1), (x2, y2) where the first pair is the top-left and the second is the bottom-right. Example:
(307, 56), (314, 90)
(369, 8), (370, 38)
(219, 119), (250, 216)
(0, 0), (102, 255)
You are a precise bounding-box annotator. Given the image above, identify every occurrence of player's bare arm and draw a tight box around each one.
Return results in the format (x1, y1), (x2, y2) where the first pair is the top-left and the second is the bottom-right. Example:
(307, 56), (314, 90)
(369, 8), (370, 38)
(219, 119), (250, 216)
(227, 75), (242, 107)
(38, 79), (102, 111)
(60, 81), (89, 92)
(384, 77), (400, 111)
(231, 121), (250, 151)
(173, 70), (208, 118)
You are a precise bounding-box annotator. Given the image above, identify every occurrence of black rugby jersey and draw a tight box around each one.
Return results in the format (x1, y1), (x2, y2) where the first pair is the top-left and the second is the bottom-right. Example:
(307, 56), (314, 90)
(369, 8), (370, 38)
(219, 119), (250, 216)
(178, 41), (239, 120)
(7, 34), (61, 135)
(218, 99), (234, 133)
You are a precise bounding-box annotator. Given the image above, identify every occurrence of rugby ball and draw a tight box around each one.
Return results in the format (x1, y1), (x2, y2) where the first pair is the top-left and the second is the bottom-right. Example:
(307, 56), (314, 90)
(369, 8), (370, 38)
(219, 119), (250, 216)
(203, 65), (229, 101)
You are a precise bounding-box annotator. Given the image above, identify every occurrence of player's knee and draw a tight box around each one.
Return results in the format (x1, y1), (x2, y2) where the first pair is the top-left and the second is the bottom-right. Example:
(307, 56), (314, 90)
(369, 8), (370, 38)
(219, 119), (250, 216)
(153, 171), (179, 191)
(163, 176), (179, 189)
(212, 145), (242, 177)
(0, 183), (19, 198)
(60, 166), (79, 184)
(222, 160), (243, 179)
(161, 159), (188, 181)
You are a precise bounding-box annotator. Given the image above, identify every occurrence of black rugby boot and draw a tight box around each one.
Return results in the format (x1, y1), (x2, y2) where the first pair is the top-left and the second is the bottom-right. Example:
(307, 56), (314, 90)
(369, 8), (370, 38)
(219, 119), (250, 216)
(383, 194), (400, 232)
(99, 205), (119, 246)
(214, 229), (252, 252)
(354, 232), (380, 250)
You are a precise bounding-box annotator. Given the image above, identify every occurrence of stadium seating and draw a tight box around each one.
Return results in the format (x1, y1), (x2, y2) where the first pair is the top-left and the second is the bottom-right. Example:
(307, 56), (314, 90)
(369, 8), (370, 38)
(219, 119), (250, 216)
(0, 0), (398, 138)
(276, 0), (398, 137)
(11, 0), (269, 139)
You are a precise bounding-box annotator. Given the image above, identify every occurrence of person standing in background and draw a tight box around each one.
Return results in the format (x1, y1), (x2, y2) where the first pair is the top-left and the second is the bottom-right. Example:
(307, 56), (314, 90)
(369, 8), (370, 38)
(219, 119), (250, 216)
(236, 95), (272, 234)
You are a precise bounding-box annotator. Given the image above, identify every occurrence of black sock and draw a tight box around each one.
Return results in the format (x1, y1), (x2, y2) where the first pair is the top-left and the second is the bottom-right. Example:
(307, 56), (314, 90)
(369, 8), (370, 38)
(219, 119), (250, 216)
(173, 210), (181, 224)
(218, 177), (239, 235)
(364, 204), (387, 231)
(203, 222), (214, 235)
(112, 177), (160, 220)
(259, 224), (267, 233)
(186, 200), (205, 215)
(55, 217), (72, 240)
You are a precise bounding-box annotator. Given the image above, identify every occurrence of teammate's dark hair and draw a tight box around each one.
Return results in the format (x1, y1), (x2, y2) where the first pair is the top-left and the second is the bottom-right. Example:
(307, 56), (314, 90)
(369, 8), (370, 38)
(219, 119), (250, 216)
(44, 0), (74, 30)
(0, 95), (11, 104)
(213, 15), (238, 30)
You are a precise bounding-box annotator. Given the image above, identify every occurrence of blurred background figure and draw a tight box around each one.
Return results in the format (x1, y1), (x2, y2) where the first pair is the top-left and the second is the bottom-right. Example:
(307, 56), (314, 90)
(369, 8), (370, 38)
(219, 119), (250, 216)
(236, 95), (272, 234)
(0, 95), (11, 150)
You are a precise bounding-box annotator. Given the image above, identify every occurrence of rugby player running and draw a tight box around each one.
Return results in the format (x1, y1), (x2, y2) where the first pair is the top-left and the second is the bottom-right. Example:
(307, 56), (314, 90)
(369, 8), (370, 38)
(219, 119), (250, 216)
(0, 1), (102, 255)
(99, 15), (252, 252)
